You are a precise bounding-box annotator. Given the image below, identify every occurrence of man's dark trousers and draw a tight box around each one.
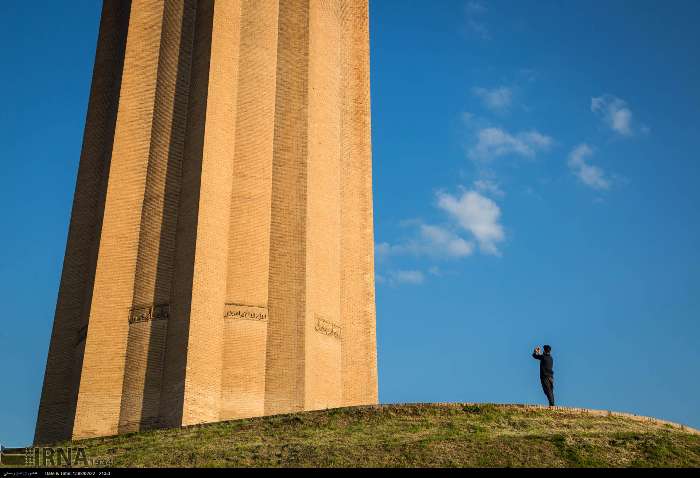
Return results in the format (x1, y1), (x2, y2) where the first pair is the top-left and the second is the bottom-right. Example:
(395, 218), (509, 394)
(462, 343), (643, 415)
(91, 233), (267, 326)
(541, 375), (555, 406)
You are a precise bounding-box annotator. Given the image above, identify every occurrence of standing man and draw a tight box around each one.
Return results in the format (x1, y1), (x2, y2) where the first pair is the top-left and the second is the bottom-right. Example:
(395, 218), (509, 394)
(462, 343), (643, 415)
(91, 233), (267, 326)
(532, 345), (555, 406)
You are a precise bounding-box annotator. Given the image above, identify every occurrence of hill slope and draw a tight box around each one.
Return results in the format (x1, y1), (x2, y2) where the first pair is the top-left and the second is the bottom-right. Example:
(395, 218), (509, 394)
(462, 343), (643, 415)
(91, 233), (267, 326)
(69, 404), (699, 468)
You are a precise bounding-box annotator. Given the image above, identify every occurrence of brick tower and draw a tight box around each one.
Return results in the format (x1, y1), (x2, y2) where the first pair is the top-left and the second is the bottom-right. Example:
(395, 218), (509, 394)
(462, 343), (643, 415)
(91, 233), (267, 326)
(35, 0), (377, 444)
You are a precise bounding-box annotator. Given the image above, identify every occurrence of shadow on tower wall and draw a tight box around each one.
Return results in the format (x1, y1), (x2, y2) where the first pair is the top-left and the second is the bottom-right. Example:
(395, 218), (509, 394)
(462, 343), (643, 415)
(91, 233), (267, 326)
(116, 0), (213, 434)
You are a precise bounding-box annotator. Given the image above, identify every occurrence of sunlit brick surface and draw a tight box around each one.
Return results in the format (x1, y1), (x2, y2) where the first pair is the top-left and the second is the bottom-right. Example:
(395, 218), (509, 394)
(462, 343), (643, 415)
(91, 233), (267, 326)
(35, 0), (377, 444)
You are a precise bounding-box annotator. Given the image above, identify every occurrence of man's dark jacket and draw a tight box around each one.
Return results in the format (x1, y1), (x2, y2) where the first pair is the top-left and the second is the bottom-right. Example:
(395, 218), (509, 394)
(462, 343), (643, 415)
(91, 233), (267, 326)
(532, 351), (554, 378)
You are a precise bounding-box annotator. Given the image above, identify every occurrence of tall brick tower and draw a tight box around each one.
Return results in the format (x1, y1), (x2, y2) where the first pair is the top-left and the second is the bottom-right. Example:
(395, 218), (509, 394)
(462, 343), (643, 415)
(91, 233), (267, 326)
(35, 0), (377, 444)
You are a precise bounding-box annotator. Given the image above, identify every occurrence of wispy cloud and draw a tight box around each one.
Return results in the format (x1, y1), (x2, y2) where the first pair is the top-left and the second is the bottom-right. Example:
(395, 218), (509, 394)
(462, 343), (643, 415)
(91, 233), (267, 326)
(376, 224), (474, 260)
(567, 143), (611, 190)
(473, 179), (505, 197)
(465, 1), (490, 40)
(472, 86), (513, 113)
(518, 68), (537, 83)
(466, 1), (487, 13)
(437, 190), (505, 255)
(376, 269), (425, 286)
(391, 270), (425, 285)
(591, 95), (644, 137)
(468, 20), (491, 40)
(420, 224), (475, 257)
(468, 126), (553, 162)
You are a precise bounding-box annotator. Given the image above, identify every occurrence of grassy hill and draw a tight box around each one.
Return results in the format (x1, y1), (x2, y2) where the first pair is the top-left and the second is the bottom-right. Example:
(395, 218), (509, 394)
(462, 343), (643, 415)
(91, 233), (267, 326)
(59, 404), (700, 467)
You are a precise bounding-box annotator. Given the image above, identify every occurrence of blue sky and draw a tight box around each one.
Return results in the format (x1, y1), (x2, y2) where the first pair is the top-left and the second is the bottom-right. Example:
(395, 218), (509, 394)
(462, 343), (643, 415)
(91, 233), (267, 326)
(1, 1), (699, 446)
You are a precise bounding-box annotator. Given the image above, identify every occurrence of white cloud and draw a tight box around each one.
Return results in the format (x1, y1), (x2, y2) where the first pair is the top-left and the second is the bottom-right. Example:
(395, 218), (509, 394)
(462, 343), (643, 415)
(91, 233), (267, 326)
(465, 1), (490, 40)
(375, 224), (474, 260)
(468, 127), (553, 162)
(376, 269), (428, 287)
(473, 86), (513, 112)
(466, 1), (487, 13)
(473, 179), (505, 197)
(567, 143), (611, 190)
(376, 188), (507, 265)
(391, 270), (425, 285)
(591, 95), (636, 136)
(419, 224), (475, 257)
(522, 130), (553, 149)
(468, 20), (490, 40)
(437, 190), (505, 255)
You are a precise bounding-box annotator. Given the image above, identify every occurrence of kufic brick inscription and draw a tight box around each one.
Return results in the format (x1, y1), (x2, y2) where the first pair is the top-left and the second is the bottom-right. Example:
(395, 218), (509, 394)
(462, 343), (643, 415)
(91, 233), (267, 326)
(224, 304), (268, 322)
(128, 304), (170, 325)
(315, 315), (342, 340)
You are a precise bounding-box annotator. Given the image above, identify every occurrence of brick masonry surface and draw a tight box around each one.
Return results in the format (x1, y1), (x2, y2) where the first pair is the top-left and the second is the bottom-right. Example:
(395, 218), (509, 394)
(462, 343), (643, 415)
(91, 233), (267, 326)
(35, 0), (378, 444)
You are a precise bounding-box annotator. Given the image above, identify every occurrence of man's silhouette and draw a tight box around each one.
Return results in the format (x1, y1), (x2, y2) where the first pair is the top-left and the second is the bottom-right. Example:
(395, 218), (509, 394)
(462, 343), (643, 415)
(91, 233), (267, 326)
(532, 344), (555, 406)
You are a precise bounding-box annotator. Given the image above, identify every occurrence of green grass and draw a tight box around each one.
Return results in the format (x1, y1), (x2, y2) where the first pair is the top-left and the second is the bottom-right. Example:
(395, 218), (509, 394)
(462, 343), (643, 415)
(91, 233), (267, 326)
(34, 404), (700, 467)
